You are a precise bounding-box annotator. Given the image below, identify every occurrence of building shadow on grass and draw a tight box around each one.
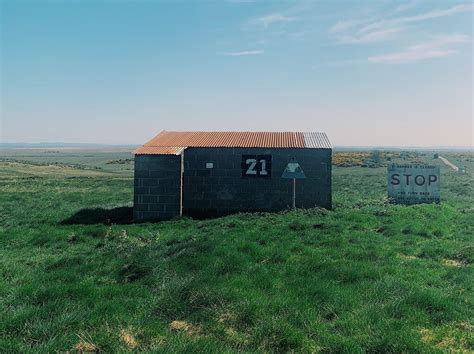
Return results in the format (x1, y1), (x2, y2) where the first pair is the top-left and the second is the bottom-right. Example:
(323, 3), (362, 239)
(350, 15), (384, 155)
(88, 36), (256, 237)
(61, 206), (133, 225)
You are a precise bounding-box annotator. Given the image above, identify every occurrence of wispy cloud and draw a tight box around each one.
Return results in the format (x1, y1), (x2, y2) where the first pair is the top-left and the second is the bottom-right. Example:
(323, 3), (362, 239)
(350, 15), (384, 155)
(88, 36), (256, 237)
(251, 13), (297, 28)
(224, 50), (264, 56)
(330, 3), (473, 44)
(338, 27), (405, 44)
(359, 4), (472, 34)
(369, 48), (455, 64)
(368, 34), (470, 64)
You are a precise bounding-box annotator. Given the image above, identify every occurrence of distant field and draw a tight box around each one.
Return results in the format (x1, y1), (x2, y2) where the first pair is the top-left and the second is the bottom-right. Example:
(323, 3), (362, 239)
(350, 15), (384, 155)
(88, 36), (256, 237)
(0, 149), (472, 352)
(0, 148), (134, 174)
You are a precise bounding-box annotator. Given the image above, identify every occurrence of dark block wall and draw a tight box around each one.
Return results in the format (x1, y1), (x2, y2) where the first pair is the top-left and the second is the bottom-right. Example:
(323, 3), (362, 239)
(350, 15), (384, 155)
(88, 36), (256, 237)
(182, 147), (331, 218)
(133, 155), (181, 220)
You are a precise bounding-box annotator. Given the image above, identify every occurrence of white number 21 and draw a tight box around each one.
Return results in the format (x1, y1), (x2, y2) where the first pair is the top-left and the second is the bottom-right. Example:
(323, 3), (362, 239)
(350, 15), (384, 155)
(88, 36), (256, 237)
(245, 159), (268, 175)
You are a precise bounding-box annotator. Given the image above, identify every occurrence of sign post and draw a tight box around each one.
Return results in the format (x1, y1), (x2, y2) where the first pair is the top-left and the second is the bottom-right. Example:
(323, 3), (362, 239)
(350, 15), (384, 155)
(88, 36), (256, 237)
(293, 178), (296, 209)
(282, 158), (306, 209)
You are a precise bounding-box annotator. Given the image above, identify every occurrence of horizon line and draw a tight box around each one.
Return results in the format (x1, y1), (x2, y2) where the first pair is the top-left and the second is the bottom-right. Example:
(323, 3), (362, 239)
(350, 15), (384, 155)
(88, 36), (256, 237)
(0, 142), (472, 150)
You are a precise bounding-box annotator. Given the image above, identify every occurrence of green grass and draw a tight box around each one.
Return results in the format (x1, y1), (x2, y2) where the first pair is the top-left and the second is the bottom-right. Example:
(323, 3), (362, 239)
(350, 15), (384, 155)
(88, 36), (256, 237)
(0, 150), (472, 352)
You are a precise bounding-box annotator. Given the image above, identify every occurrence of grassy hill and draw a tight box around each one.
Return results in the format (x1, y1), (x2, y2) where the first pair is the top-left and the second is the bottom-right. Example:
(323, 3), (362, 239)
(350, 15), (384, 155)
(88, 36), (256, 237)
(0, 150), (472, 352)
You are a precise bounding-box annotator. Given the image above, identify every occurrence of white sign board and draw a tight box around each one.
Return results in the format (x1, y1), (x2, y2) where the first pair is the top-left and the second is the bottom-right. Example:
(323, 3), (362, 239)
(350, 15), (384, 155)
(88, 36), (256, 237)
(387, 164), (440, 204)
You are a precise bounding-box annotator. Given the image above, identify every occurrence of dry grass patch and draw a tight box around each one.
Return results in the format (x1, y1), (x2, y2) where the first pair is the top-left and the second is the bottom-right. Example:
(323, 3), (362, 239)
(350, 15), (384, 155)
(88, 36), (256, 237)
(120, 328), (138, 349)
(217, 312), (236, 323)
(442, 259), (464, 267)
(169, 320), (200, 336)
(223, 327), (250, 346)
(419, 327), (435, 344)
(74, 339), (98, 353)
(215, 311), (250, 345)
(397, 253), (418, 260)
(418, 322), (472, 353)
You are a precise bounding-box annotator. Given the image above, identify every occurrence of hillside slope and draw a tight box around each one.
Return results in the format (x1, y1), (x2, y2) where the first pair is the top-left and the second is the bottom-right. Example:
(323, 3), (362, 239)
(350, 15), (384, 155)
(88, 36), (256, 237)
(0, 152), (472, 352)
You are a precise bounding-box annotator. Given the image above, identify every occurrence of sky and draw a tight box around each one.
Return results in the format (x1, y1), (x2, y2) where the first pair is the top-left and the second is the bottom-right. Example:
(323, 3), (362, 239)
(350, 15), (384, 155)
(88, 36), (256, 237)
(1, 0), (473, 147)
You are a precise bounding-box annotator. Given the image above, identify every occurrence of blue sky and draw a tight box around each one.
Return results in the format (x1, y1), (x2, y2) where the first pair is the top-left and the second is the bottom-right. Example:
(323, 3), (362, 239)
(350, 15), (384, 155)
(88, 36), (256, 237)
(1, 0), (472, 146)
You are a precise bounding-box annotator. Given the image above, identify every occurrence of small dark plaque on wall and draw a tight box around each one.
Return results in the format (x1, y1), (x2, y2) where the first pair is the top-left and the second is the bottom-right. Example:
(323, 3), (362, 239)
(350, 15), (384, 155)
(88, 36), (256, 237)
(241, 155), (272, 178)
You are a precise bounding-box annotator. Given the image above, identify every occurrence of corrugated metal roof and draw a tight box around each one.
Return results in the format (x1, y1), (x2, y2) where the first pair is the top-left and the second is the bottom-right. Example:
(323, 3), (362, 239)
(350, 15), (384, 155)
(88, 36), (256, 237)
(133, 146), (185, 155)
(135, 131), (331, 155)
(303, 132), (332, 149)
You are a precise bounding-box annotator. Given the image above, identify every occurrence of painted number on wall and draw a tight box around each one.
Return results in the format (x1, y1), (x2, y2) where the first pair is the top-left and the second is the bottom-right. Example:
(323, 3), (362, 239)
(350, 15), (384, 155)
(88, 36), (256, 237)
(241, 155), (272, 178)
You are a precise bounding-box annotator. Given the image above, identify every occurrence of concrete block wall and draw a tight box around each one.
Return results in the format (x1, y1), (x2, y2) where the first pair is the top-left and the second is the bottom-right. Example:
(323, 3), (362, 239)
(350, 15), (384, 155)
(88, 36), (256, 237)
(182, 147), (331, 218)
(133, 154), (181, 221)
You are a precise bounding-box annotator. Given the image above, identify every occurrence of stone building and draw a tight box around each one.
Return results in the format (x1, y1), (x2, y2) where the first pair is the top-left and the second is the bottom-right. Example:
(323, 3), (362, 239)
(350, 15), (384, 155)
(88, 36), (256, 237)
(133, 131), (332, 220)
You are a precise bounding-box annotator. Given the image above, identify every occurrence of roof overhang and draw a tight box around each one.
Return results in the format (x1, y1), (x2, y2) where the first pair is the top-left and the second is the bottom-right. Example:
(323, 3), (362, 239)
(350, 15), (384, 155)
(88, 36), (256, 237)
(133, 146), (186, 155)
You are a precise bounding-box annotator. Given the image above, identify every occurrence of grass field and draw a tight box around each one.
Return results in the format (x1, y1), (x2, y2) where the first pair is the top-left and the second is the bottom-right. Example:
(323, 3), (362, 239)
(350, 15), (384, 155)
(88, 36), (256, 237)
(0, 149), (472, 352)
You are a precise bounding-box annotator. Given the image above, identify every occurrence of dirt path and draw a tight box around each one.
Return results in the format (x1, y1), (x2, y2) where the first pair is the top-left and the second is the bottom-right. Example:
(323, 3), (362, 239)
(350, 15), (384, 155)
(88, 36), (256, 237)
(438, 156), (459, 172)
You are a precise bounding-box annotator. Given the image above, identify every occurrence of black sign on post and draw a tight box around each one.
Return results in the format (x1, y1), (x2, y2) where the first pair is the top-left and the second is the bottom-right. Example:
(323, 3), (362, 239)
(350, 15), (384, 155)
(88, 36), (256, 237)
(281, 159), (306, 179)
(281, 158), (306, 210)
(241, 155), (272, 178)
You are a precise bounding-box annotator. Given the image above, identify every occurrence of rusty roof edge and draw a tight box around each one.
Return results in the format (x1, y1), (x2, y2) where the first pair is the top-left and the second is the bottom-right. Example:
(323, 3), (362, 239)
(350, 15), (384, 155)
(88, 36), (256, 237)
(139, 131), (332, 149)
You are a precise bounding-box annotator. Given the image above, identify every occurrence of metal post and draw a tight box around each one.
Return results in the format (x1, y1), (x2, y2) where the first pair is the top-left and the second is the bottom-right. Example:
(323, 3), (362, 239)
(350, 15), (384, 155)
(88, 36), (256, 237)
(293, 178), (296, 210)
